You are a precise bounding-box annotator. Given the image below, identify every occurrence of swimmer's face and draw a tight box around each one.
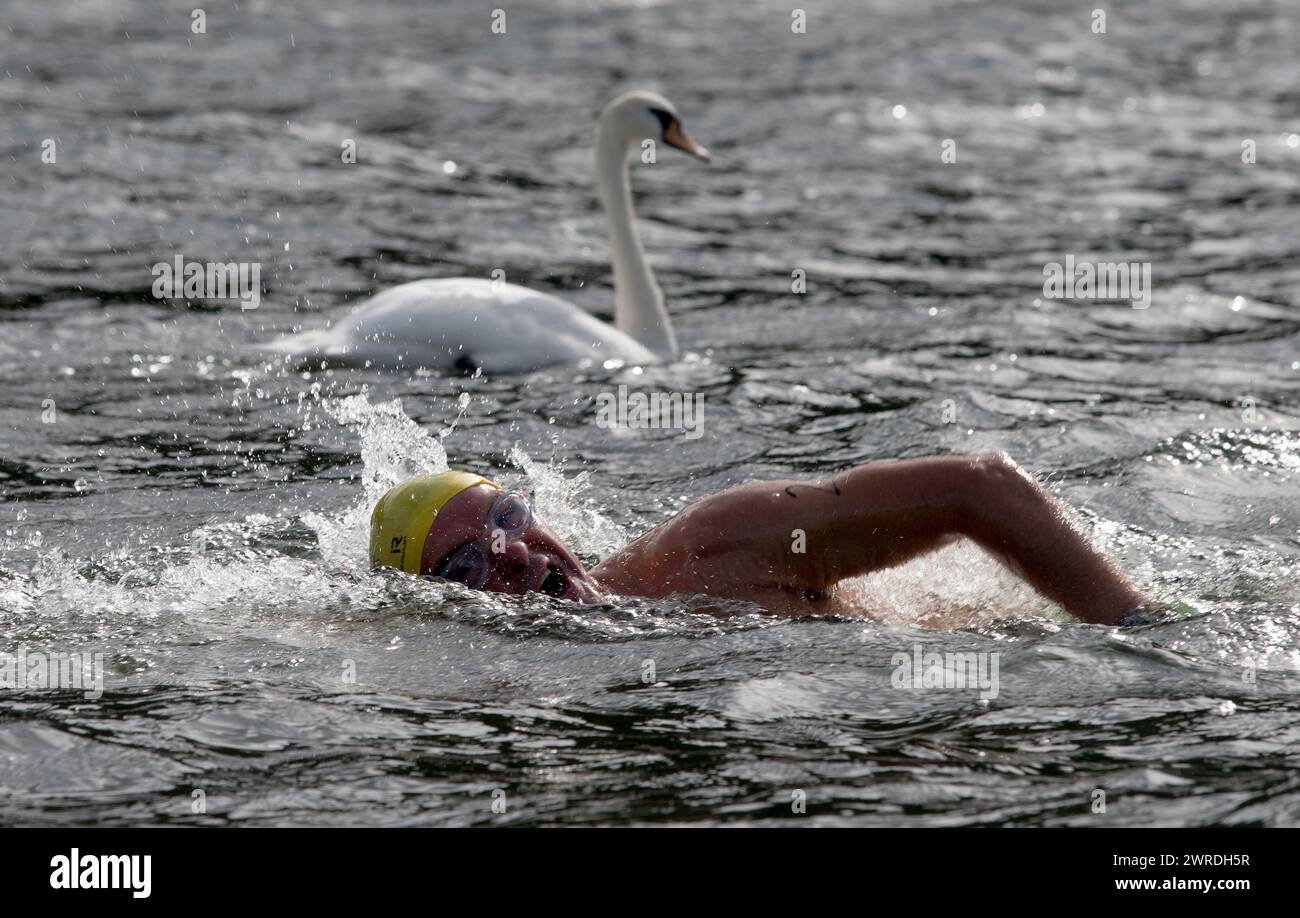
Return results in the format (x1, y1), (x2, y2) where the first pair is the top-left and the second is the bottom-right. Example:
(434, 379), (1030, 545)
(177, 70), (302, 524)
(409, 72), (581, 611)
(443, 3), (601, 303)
(419, 484), (600, 603)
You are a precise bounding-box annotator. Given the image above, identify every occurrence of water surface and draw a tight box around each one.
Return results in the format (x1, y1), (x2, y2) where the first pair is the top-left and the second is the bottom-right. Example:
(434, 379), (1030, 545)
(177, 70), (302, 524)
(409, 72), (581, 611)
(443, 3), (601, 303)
(1, 0), (1298, 826)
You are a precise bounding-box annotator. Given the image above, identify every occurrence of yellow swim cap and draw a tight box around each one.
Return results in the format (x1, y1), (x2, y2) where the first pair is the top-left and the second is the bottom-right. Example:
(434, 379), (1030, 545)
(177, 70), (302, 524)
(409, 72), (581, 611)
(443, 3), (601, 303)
(369, 470), (501, 574)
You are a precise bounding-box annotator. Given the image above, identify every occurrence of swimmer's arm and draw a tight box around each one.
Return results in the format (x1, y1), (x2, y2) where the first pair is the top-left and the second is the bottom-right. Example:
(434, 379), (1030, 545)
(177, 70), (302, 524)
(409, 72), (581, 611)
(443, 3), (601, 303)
(721, 453), (1150, 625)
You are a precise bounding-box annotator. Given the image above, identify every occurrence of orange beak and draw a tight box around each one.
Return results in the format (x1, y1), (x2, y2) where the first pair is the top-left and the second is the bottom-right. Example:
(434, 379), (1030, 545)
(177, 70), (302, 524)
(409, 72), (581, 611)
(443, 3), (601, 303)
(664, 119), (710, 162)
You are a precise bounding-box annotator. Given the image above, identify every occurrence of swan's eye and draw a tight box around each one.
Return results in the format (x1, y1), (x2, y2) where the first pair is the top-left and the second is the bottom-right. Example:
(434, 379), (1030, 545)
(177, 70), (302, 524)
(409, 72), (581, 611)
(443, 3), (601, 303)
(649, 107), (675, 135)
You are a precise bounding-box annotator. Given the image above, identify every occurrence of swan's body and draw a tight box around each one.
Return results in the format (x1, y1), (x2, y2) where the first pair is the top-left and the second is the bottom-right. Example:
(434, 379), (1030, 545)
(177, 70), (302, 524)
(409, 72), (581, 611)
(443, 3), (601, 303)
(260, 91), (709, 374)
(267, 278), (656, 374)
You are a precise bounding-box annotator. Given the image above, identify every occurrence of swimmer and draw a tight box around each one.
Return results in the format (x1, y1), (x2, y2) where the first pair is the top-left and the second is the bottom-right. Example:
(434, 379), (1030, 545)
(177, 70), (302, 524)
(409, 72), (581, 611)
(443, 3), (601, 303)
(369, 455), (1157, 625)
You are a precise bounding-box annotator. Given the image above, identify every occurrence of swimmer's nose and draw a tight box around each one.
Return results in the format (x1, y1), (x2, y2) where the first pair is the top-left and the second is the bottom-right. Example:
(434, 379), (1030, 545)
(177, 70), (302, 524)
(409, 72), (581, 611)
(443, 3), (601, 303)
(491, 538), (533, 592)
(495, 538), (531, 571)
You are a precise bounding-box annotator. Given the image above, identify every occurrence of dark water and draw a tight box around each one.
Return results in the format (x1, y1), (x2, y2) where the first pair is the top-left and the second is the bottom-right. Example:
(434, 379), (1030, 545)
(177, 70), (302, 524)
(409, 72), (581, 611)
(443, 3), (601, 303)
(2, 0), (1299, 826)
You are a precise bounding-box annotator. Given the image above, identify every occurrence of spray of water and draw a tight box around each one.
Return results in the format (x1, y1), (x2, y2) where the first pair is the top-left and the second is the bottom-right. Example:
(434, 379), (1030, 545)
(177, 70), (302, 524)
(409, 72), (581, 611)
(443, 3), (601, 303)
(3, 395), (1296, 661)
(301, 392), (627, 573)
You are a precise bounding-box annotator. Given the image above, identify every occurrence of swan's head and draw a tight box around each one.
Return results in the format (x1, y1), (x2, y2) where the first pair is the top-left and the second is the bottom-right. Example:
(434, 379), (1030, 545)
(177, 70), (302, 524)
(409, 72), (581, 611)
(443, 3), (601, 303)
(600, 90), (710, 162)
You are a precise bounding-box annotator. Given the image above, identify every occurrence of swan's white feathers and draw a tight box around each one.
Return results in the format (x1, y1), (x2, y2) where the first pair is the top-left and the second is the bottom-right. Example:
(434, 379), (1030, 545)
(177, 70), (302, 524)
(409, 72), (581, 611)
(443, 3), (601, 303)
(260, 278), (656, 373)
(258, 90), (703, 375)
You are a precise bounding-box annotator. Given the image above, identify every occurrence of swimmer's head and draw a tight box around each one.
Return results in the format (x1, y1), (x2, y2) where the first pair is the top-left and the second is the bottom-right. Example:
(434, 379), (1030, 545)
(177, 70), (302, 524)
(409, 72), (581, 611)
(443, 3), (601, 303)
(370, 471), (599, 602)
(369, 470), (500, 575)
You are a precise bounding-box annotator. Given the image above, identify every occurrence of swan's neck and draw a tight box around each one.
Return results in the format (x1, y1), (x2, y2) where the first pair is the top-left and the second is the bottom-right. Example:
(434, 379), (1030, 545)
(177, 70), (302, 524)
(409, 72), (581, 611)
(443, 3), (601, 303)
(596, 132), (677, 359)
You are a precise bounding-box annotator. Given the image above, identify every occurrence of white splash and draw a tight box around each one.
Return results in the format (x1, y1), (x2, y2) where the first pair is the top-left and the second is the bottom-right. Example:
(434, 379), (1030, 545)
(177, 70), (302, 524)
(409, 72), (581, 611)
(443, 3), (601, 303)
(304, 393), (626, 571)
(507, 444), (626, 559)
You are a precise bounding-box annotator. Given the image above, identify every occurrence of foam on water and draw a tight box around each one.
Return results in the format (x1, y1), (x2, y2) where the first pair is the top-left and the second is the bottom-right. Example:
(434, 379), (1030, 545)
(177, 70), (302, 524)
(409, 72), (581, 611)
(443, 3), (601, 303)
(4, 393), (1297, 659)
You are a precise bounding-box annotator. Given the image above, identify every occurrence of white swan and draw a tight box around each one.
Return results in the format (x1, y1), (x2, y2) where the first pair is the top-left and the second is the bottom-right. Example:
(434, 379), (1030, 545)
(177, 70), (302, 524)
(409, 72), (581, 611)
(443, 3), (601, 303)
(261, 91), (709, 374)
